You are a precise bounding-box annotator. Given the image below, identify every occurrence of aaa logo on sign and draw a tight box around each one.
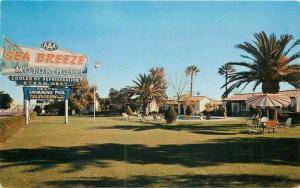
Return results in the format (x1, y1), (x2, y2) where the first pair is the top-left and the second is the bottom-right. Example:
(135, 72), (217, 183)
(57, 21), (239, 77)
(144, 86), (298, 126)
(41, 41), (58, 51)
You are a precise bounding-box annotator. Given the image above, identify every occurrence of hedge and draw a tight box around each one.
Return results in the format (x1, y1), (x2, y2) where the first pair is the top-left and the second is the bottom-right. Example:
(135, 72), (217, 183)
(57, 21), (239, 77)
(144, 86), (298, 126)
(0, 112), (36, 143)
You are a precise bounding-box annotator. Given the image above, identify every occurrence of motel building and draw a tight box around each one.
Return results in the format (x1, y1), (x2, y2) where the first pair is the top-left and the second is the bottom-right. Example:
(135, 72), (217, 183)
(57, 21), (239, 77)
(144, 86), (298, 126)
(87, 99), (100, 113)
(222, 89), (300, 117)
(164, 95), (222, 115)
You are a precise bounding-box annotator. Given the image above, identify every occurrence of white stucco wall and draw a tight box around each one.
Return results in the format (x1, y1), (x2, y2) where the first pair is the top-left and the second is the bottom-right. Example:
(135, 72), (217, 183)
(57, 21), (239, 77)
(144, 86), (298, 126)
(147, 100), (159, 113)
(199, 97), (213, 112)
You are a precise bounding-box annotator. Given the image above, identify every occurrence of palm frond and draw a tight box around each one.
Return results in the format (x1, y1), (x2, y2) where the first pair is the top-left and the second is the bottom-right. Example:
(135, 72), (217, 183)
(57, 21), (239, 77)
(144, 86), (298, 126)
(223, 31), (300, 97)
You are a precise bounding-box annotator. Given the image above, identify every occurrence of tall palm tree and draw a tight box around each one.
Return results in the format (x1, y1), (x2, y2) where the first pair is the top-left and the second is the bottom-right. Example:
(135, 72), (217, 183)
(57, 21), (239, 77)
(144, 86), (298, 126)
(185, 65), (200, 96)
(132, 73), (167, 115)
(218, 64), (236, 98)
(222, 31), (300, 98)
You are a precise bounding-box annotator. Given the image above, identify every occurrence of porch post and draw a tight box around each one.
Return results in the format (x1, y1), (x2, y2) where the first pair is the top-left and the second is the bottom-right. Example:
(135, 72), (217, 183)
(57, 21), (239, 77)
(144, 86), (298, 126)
(296, 96), (300, 113)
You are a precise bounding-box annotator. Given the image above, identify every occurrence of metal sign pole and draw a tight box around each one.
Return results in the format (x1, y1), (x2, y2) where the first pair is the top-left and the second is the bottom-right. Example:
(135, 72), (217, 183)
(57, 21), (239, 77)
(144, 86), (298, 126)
(28, 99), (31, 122)
(25, 99), (29, 125)
(23, 86), (29, 125)
(65, 99), (69, 124)
(93, 66), (96, 123)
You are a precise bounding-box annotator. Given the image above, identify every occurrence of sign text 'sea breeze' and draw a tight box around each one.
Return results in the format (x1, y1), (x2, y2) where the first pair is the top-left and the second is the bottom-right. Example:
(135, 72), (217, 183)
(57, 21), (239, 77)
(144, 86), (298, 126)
(4, 51), (86, 65)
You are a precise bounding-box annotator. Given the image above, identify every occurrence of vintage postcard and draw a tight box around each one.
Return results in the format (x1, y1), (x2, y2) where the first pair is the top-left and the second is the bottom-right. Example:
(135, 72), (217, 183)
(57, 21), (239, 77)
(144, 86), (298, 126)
(0, 1), (299, 187)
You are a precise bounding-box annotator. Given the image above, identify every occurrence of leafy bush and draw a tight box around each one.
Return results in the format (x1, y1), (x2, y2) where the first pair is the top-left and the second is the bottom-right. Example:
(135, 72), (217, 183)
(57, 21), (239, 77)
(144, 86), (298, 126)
(44, 101), (65, 115)
(285, 112), (300, 124)
(186, 105), (193, 116)
(126, 105), (133, 115)
(164, 106), (177, 124)
(0, 91), (13, 109)
(34, 106), (42, 115)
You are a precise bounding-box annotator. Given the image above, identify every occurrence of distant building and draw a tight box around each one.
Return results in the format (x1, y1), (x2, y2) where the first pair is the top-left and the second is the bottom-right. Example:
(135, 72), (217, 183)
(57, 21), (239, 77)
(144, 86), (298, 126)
(136, 99), (160, 115)
(164, 95), (221, 115)
(223, 89), (300, 116)
(87, 99), (100, 113)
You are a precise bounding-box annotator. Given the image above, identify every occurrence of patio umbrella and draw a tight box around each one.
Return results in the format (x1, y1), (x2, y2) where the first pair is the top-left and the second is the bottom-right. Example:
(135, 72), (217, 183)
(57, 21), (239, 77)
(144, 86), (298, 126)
(246, 94), (291, 109)
(246, 93), (291, 118)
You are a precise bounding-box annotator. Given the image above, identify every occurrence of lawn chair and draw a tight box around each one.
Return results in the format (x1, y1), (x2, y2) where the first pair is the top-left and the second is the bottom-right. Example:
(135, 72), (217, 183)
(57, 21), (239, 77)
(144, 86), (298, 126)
(122, 113), (130, 120)
(247, 120), (259, 134)
(266, 120), (278, 133)
(144, 116), (154, 121)
(259, 117), (269, 132)
(278, 118), (292, 133)
(137, 113), (144, 122)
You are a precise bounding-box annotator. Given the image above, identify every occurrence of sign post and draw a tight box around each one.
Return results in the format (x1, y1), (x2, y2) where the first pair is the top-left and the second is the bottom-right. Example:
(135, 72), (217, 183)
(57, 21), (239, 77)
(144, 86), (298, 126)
(25, 99), (29, 125)
(93, 62), (101, 123)
(23, 87), (71, 124)
(65, 99), (69, 124)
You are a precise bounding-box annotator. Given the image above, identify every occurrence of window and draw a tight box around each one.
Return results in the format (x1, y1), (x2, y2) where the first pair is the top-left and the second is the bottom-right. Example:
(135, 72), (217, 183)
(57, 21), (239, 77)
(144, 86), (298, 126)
(231, 102), (239, 113)
(241, 102), (247, 111)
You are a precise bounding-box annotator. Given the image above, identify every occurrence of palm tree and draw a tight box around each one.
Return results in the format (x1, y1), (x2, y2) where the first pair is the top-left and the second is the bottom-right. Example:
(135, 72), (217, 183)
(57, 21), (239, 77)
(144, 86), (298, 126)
(222, 31), (300, 98)
(185, 65), (200, 96)
(218, 64), (236, 98)
(132, 73), (167, 115)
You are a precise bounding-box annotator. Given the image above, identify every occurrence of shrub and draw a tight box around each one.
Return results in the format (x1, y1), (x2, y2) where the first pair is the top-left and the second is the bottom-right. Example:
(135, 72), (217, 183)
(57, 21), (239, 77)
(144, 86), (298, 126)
(0, 92), (13, 109)
(164, 106), (177, 124)
(202, 110), (208, 116)
(0, 112), (37, 143)
(158, 107), (166, 114)
(186, 105), (193, 116)
(126, 105), (133, 115)
(286, 112), (300, 124)
(34, 106), (42, 115)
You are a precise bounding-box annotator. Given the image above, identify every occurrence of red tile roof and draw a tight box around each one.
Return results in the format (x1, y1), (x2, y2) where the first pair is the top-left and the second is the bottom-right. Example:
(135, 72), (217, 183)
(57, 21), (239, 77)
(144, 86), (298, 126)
(166, 96), (213, 105)
(166, 100), (178, 105)
(179, 96), (212, 102)
(224, 89), (300, 101)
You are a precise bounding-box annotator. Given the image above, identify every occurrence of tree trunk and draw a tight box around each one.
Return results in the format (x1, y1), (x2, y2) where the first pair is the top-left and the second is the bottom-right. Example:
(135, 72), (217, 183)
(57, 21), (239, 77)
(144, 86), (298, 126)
(190, 73), (193, 96)
(142, 102), (147, 116)
(225, 73), (228, 98)
(262, 81), (280, 93)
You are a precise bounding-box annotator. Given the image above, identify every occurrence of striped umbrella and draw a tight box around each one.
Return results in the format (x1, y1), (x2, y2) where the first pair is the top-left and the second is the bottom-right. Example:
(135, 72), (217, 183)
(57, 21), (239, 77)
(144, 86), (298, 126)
(246, 93), (291, 109)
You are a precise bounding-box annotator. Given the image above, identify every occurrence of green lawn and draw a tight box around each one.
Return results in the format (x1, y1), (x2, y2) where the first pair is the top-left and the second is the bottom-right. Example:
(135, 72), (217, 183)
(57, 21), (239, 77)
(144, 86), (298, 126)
(0, 116), (299, 187)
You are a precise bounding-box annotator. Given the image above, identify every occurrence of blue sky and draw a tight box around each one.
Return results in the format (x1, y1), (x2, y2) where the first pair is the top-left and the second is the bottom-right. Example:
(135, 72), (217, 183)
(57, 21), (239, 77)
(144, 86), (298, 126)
(1, 1), (300, 104)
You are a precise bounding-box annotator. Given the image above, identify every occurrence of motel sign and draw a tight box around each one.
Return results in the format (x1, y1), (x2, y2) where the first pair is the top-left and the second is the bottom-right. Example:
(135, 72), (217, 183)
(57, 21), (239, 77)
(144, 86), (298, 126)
(0, 37), (88, 124)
